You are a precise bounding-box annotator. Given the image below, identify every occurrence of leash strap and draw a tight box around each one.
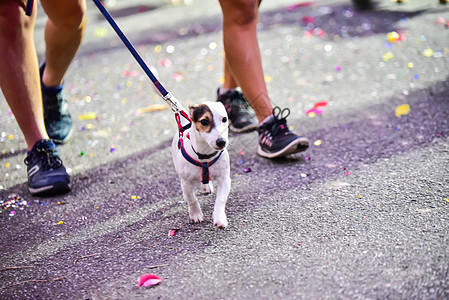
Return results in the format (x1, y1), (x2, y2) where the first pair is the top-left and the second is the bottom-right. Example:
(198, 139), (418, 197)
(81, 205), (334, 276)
(92, 0), (223, 184)
(92, 0), (168, 97)
(25, 0), (33, 16)
(91, 0), (191, 120)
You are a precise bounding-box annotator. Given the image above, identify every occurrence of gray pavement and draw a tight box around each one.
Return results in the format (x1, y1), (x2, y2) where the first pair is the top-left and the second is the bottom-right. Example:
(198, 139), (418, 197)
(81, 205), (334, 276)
(1, 0), (449, 299)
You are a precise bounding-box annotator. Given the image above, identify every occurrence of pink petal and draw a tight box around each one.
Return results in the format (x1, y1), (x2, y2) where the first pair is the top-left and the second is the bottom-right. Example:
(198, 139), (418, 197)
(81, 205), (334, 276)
(168, 229), (176, 237)
(286, 1), (315, 11)
(138, 274), (162, 288)
(436, 17), (445, 25)
(313, 101), (328, 109)
(305, 108), (323, 115)
(301, 16), (315, 24)
(158, 59), (172, 67)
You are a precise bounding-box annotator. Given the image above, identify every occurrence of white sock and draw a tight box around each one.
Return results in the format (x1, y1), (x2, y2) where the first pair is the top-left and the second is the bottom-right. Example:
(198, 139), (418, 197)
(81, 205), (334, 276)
(259, 114), (274, 127)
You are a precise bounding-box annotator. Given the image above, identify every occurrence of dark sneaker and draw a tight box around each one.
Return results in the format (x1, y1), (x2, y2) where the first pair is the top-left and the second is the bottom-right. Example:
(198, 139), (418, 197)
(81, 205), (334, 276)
(24, 139), (70, 196)
(352, 0), (376, 10)
(257, 107), (309, 158)
(40, 63), (73, 144)
(217, 89), (258, 133)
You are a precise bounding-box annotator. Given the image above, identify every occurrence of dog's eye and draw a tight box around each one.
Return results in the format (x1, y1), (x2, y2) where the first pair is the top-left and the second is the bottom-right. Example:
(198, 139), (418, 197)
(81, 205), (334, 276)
(200, 119), (210, 126)
(222, 117), (227, 123)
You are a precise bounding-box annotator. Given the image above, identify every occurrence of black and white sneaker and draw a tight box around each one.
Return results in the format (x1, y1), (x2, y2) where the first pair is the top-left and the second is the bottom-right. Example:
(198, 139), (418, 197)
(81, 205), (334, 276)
(217, 89), (258, 133)
(24, 139), (70, 196)
(257, 107), (309, 158)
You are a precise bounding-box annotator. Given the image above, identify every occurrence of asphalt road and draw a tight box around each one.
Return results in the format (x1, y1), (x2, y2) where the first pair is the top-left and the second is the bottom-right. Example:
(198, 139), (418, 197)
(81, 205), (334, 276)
(1, 0), (448, 299)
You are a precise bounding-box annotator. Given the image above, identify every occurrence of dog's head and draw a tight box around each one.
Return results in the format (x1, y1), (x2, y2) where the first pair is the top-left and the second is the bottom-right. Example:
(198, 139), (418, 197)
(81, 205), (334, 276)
(189, 101), (229, 150)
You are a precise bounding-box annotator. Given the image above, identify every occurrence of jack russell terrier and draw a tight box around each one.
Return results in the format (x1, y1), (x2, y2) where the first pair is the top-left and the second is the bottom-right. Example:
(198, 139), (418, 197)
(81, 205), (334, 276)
(171, 101), (231, 229)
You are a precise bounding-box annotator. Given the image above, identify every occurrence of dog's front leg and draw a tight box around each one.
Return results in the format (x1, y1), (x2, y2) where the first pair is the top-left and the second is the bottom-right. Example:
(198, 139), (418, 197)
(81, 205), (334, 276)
(213, 176), (231, 229)
(181, 179), (204, 223)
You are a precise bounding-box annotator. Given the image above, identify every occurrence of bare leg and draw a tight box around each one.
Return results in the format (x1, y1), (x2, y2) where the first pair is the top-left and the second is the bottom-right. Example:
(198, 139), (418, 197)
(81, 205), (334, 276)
(219, 0), (272, 122)
(0, 0), (48, 150)
(40, 0), (86, 87)
(223, 59), (238, 89)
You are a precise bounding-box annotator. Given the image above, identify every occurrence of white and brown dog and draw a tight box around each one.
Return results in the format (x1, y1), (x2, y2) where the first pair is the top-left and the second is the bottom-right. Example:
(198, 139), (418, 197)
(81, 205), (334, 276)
(171, 101), (231, 229)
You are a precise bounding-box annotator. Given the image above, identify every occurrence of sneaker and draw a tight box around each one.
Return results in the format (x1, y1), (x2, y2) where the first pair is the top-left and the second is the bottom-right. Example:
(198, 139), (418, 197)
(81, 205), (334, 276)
(352, 0), (376, 10)
(40, 63), (73, 144)
(257, 107), (309, 158)
(24, 139), (70, 196)
(217, 89), (258, 133)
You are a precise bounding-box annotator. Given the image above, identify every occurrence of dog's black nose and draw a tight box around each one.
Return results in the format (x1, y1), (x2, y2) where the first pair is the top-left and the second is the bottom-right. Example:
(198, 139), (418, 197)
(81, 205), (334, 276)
(216, 138), (226, 149)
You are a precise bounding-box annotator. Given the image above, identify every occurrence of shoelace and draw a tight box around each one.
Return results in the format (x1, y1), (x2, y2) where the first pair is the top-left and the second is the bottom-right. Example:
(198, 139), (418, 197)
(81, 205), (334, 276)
(267, 107), (291, 136)
(25, 147), (63, 170)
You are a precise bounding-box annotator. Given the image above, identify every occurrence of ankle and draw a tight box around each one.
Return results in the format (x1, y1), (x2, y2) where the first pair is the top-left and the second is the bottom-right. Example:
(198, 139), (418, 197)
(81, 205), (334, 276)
(40, 63), (64, 90)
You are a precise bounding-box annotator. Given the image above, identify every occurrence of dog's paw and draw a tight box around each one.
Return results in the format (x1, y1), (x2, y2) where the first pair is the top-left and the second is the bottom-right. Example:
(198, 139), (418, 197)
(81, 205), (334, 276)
(213, 213), (228, 229)
(189, 211), (204, 223)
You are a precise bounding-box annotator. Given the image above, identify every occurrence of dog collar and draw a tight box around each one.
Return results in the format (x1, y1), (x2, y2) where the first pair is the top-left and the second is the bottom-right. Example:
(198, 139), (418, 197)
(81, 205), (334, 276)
(191, 146), (219, 160)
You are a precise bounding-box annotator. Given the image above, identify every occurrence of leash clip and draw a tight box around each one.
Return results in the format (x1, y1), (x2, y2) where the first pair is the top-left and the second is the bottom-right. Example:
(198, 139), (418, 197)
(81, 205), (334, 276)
(163, 92), (183, 113)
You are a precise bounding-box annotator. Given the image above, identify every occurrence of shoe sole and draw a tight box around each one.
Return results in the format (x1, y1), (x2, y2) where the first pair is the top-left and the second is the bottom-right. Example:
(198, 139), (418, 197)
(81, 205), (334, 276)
(29, 181), (71, 197)
(257, 137), (309, 158)
(229, 123), (258, 134)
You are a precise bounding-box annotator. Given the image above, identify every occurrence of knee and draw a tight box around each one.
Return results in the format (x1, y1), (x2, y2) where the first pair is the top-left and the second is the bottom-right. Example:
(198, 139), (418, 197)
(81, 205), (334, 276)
(225, 0), (258, 26)
(0, 2), (34, 43)
(46, 2), (86, 31)
(64, 4), (86, 30)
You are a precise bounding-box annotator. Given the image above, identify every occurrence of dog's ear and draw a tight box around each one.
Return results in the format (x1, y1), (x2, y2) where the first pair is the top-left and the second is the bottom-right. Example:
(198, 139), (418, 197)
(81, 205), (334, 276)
(189, 105), (198, 119)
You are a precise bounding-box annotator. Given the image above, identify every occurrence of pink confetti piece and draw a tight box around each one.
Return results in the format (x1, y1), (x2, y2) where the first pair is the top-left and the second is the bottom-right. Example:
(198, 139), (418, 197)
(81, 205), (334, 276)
(138, 6), (148, 13)
(314, 101), (328, 109)
(436, 17), (445, 25)
(158, 59), (172, 67)
(314, 28), (326, 37)
(302, 16), (315, 24)
(138, 274), (162, 288)
(130, 70), (140, 77)
(435, 17), (449, 27)
(286, 1), (315, 11)
(344, 171), (352, 176)
(303, 31), (314, 38)
(172, 72), (184, 82)
(168, 230), (176, 237)
(305, 108), (323, 115)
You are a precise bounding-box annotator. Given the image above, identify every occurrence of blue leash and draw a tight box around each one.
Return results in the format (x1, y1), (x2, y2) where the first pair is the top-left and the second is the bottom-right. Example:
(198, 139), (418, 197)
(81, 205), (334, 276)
(24, 0), (183, 113)
(91, 0), (169, 98)
(91, 1), (221, 183)
(25, 0), (33, 16)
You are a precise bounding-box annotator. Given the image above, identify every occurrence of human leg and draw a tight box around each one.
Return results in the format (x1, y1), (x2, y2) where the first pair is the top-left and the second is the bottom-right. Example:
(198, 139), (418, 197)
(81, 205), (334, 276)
(0, 1), (70, 195)
(37, 0), (86, 143)
(0, 0), (48, 149)
(40, 0), (86, 86)
(218, 0), (309, 158)
(218, 0), (272, 122)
